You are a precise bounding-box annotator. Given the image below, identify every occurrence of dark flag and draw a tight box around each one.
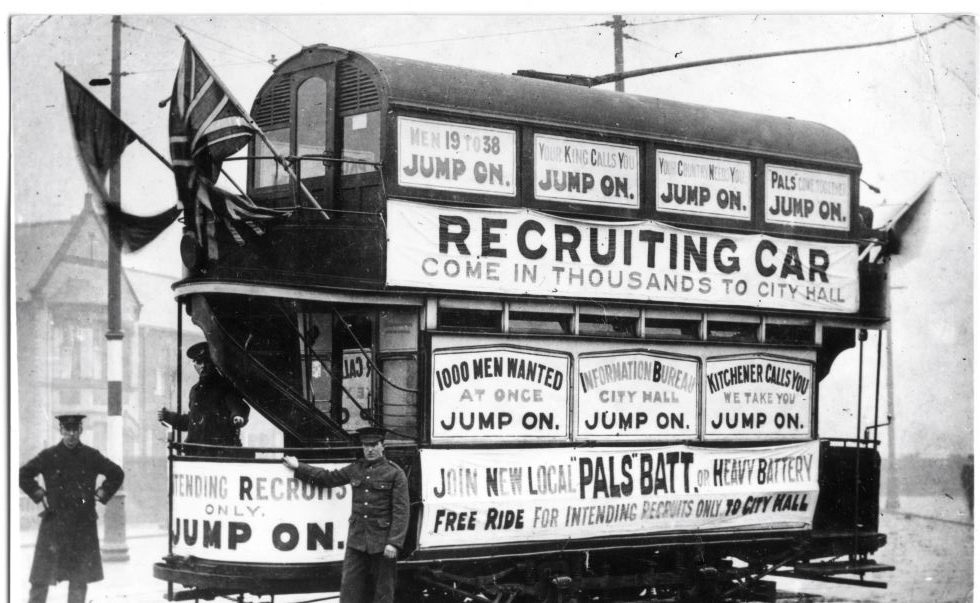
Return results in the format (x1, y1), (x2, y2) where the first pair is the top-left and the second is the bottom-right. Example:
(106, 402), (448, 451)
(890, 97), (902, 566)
(62, 69), (180, 251)
(169, 37), (290, 254)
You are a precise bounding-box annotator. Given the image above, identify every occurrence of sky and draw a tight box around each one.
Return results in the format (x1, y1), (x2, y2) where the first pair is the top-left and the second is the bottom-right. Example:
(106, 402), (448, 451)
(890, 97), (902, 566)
(8, 11), (976, 456)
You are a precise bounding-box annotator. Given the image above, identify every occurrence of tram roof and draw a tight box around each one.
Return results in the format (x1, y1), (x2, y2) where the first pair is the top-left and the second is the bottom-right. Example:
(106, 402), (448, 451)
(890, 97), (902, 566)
(273, 45), (860, 170)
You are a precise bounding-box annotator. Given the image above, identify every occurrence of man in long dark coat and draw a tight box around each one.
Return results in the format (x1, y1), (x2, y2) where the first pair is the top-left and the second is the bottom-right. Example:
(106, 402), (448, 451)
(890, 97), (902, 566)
(20, 414), (125, 603)
(283, 426), (409, 603)
(158, 341), (250, 456)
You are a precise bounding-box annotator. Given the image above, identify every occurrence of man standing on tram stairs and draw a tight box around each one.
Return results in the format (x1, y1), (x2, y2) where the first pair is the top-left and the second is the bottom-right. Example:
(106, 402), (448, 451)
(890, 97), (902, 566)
(19, 414), (125, 603)
(158, 341), (250, 457)
(282, 426), (409, 603)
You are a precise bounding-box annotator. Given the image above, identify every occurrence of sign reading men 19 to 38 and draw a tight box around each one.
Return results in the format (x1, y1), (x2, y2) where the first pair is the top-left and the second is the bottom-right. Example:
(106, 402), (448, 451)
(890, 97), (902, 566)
(386, 199), (860, 313)
(533, 134), (639, 208)
(398, 116), (517, 196)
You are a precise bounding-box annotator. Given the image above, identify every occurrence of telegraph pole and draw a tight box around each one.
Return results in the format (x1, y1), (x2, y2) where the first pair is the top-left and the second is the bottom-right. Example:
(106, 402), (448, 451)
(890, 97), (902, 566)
(102, 13), (129, 561)
(611, 15), (626, 92)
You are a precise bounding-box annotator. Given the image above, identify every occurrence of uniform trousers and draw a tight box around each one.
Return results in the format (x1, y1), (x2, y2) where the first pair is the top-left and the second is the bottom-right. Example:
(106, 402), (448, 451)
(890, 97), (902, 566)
(28, 581), (87, 603)
(340, 546), (397, 603)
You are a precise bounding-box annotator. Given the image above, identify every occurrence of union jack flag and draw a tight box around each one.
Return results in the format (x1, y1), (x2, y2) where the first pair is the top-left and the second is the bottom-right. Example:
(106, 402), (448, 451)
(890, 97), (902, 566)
(169, 37), (290, 252)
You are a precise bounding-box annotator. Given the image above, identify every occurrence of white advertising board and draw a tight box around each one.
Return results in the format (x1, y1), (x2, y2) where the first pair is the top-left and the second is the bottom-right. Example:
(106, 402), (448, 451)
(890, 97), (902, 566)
(764, 165), (852, 231)
(655, 150), (752, 220)
(418, 441), (820, 548)
(397, 116), (516, 196)
(386, 200), (860, 313)
(703, 355), (814, 440)
(576, 351), (700, 440)
(171, 460), (350, 563)
(431, 345), (571, 442)
(533, 134), (639, 208)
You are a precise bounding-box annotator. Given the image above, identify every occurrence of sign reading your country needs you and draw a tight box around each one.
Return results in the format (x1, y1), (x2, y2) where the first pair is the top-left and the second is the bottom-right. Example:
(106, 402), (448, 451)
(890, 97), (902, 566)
(418, 441), (820, 548)
(386, 200), (859, 313)
(655, 150), (752, 220)
(171, 461), (350, 563)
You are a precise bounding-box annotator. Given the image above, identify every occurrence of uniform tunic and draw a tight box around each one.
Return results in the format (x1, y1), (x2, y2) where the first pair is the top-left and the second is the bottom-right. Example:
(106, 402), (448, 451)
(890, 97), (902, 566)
(294, 457), (409, 553)
(163, 371), (249, 448)
(19, 442), (124, 585)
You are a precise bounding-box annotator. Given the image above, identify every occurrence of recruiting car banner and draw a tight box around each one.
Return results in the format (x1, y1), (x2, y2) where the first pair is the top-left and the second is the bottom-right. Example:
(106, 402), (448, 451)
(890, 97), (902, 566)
(704, 355), (814, 440)
(432, 345), (571, 442)
(764, 165), (852, 231)
(533, 134), (639, 208)
(171, 460), (350, 563)
(576, 351), (700, 440)
(655, 150), (752, 220)
(418, 441), (820, 548)
(386, 199), (860, 313)
(397, 116), (516, 196)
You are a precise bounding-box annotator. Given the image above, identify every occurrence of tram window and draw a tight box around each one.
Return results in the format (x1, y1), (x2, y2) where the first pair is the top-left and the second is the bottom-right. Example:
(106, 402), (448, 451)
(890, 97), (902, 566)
(380, 356), (418, 442)
(766, 322), (815, 344)
(296, 77), (327, 179)
(707, 320), (759, 343)
(644, 317), (701, 340)
(438, 308), (501, 332)
(342, 111), (380, 176)
(253, 127), (291, 188)
(508, 310), (570, 335)
(299, 313), (334, 416)
(380, 309), (418, 350)
(578, 314), (636, 337)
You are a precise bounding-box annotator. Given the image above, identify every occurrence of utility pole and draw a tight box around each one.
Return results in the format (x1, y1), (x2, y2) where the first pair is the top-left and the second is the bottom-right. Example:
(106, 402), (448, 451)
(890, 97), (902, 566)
(102, 13), (129, 561)
(611, 15), (626, 92)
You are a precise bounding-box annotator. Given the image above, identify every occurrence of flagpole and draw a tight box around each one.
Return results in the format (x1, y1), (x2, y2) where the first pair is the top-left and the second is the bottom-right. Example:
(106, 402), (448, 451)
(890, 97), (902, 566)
(56, 63), (175, 174)
(174, 26), (328, 220)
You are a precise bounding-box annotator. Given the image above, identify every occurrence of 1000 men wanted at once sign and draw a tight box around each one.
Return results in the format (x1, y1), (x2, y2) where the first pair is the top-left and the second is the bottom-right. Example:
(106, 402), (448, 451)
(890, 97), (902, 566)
(386, 200), (859, 313)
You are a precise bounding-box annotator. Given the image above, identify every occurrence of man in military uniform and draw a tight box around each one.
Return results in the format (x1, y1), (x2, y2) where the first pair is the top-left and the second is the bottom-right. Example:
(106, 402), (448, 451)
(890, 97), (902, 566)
(283, 426), (409, 603)
(19, 414), (125, 603)
(158, 341), (250, 456)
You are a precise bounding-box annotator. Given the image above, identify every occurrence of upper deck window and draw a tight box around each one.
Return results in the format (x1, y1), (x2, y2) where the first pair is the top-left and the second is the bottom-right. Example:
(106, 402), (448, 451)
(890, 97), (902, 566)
(253, 127), (290, 189)
(296, 77), (328, 180)
(342, 112), (380, 176)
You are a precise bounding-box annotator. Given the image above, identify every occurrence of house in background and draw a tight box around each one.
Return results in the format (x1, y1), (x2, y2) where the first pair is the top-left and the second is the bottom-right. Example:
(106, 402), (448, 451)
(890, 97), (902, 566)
(15, 195), (283, 528)
(14, 196), (199, 526)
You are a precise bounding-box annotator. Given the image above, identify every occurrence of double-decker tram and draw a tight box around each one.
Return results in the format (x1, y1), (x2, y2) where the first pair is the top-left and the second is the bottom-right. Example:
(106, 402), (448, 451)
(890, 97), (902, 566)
(155, 44), (895, 602)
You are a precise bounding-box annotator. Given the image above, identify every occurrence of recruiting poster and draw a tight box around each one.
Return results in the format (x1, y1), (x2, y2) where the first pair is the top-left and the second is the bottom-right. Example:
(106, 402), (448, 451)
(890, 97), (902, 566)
(431, 345), (571, 442)
(418, 441), (820, 548)
(397, 116), (516, 196)
(764, 165), (852, 231)
(386, 199), (860, 313)
(703, 355), (814, 439)
(171, 461), (350, 563)
(655, 150), (752, 220)
(533, 134), (639, 208)
(576, 351), (700, 440)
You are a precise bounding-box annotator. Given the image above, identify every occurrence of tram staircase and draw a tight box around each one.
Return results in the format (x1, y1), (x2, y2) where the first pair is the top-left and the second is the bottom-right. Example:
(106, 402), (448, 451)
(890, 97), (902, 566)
(189, 293), (353, 446)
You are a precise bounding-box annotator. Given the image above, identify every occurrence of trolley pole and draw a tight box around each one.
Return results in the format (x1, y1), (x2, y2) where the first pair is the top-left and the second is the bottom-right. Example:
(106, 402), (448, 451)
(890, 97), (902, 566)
(102, 13), (130, 561)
